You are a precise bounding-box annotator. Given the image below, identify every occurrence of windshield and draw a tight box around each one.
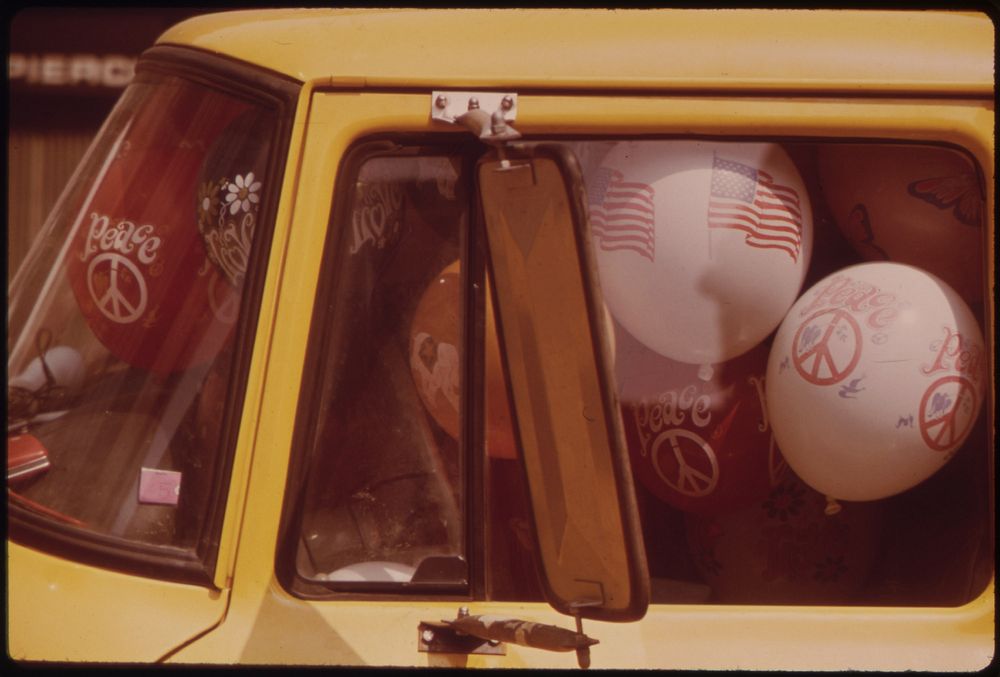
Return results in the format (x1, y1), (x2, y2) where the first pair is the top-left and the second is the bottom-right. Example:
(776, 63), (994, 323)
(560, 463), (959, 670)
(7, 68), (280, 554)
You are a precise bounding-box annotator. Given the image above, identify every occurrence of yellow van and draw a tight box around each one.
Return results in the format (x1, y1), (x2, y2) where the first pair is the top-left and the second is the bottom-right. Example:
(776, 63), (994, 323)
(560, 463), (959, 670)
(7, 9), (994, 669)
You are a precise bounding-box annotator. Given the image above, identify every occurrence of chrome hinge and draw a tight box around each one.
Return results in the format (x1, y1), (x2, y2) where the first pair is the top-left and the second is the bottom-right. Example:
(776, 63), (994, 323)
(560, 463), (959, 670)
(431, 91), (520, 142)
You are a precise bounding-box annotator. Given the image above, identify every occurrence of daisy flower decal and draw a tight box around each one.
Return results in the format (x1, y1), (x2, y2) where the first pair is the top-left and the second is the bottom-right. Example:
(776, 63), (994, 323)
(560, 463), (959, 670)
(225, 172), (262, 215)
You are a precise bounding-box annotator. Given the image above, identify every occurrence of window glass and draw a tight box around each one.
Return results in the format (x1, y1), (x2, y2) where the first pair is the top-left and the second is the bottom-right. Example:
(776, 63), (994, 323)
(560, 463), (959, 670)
(571, 139), (990, 607)
(289, 137), (988, 608)
(295, 153), (469, 585)
(7, 71), (280, 555)
(291, 146), (547, 596)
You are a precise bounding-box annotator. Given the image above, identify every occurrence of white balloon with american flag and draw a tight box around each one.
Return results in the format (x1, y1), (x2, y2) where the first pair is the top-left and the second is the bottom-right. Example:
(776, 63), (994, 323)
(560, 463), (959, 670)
(583, 140), (812, 366)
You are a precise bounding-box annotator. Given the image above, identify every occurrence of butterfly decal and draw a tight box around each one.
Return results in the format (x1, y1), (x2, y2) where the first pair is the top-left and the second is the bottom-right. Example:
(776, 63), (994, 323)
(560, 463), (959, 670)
(907, 173), (983, 227)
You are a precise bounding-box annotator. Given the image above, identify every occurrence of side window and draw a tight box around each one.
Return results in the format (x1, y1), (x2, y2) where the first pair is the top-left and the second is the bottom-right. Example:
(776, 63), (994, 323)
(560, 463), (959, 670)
(295, 151), (469, 586)
(287, 136), (989, 609)
(575, 139), (990, 607)
(288, 144), (545, 598)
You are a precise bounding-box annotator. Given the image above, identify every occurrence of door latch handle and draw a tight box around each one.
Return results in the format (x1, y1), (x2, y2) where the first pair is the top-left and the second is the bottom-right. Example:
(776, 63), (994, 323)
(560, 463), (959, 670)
(419, 606), (599, 668)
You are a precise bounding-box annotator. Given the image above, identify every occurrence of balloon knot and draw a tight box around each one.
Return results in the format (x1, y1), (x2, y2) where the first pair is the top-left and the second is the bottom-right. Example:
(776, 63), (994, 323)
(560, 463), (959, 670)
(824, 496), (842, 516)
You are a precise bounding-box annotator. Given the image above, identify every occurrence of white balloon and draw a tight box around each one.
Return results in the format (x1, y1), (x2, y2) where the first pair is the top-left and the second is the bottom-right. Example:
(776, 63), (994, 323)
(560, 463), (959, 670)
(587, 140), (812, 365)
(766, 262), (986, 501)
(9, 346), (86, 393)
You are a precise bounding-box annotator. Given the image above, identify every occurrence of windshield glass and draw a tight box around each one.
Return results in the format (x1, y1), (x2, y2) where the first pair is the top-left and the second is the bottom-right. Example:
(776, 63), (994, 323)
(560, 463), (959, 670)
(7, 68), (280, 552)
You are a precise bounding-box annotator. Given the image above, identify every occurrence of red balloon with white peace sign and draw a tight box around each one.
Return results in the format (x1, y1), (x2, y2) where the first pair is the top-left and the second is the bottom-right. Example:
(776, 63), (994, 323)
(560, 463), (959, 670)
(616, 320), (787, 515)
(766, 262), (986, 502)
(67, 92), (251, 374)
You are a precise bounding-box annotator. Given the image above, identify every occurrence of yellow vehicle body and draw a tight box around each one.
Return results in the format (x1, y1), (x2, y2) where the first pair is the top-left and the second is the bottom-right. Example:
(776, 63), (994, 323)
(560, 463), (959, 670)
(8, 9), (995, 670)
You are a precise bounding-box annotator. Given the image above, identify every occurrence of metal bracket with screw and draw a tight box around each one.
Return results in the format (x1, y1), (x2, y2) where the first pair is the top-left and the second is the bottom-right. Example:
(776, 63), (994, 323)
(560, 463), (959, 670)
(431, 91), (521, 142)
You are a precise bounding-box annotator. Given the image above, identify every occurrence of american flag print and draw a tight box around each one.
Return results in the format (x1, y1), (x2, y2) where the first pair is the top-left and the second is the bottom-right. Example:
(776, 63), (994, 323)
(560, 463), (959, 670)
(707, 155), (803, 262)
(588, 167), (656, 262)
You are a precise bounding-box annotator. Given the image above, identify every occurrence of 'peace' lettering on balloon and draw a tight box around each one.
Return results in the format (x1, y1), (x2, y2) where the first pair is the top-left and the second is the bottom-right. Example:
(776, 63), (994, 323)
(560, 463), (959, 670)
(80, 212), (163, 265)
(796, 274), (900, 330)
(631, 385), (712, 457)
(922, 325), (984, 386)
(78, 212), (165, 325)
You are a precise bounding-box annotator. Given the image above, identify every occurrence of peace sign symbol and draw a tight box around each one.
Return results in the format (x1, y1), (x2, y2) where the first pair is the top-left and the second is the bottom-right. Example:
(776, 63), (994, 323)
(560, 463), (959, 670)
(792, 308), (862, 386)
(650, 428), (719, 497)
(87, 252), (147, 324)
(919, 376), (978, 452)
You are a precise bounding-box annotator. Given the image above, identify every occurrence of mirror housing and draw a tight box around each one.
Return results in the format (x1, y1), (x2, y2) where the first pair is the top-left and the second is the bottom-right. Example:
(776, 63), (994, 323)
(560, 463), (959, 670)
(478, 145), (649, 622)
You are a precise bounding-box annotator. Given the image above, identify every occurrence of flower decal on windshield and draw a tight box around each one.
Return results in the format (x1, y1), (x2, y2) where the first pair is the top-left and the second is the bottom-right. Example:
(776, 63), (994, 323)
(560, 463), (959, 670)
(197, 169), (263, 289)
(225, 172), (262, 215)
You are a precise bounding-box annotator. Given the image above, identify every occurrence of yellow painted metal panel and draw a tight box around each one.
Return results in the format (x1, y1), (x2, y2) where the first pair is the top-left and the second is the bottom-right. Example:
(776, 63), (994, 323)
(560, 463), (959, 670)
(8, 541), (227, 662)
(10, 8), (993, 667)
(156, 9), (993, 95)
(164, 91), (993, 669)
(210, 83), (316, 591)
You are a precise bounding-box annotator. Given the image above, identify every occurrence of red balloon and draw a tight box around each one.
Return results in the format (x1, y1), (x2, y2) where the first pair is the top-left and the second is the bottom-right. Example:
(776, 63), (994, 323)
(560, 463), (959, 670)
(616, 322), (786, 514)
(66, 91), (258, 375)
(409, 260), (517, 459)
(817, 144), (985, 303)
(684, 471), (884, 604)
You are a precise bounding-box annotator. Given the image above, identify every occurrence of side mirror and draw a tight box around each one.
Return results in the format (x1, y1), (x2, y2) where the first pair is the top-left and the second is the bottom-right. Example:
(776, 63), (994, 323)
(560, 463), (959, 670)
(477, 145), (649, 622)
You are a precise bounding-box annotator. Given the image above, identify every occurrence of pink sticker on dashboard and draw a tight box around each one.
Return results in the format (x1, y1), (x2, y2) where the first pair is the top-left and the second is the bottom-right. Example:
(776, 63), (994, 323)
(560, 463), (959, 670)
(138, 467), (182, 506)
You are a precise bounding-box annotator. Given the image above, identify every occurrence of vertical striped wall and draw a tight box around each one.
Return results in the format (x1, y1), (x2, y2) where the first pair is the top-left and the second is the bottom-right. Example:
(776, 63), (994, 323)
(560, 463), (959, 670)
(7, 130), (94, 284)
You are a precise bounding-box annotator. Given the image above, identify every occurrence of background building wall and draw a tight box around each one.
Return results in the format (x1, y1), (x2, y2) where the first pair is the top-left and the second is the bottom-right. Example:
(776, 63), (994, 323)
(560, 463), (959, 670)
(7, 8), (222, 283)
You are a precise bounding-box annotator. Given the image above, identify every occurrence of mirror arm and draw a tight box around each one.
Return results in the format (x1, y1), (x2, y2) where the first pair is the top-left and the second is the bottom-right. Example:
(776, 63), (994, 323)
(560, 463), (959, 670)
(568, 598), (604, 669)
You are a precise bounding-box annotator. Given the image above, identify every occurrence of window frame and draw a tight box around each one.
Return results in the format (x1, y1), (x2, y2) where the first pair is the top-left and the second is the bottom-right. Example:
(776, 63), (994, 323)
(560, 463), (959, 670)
(277, 135), (496, 601)
(7, 45), (300, 587)
(274, 128), (993, 610)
